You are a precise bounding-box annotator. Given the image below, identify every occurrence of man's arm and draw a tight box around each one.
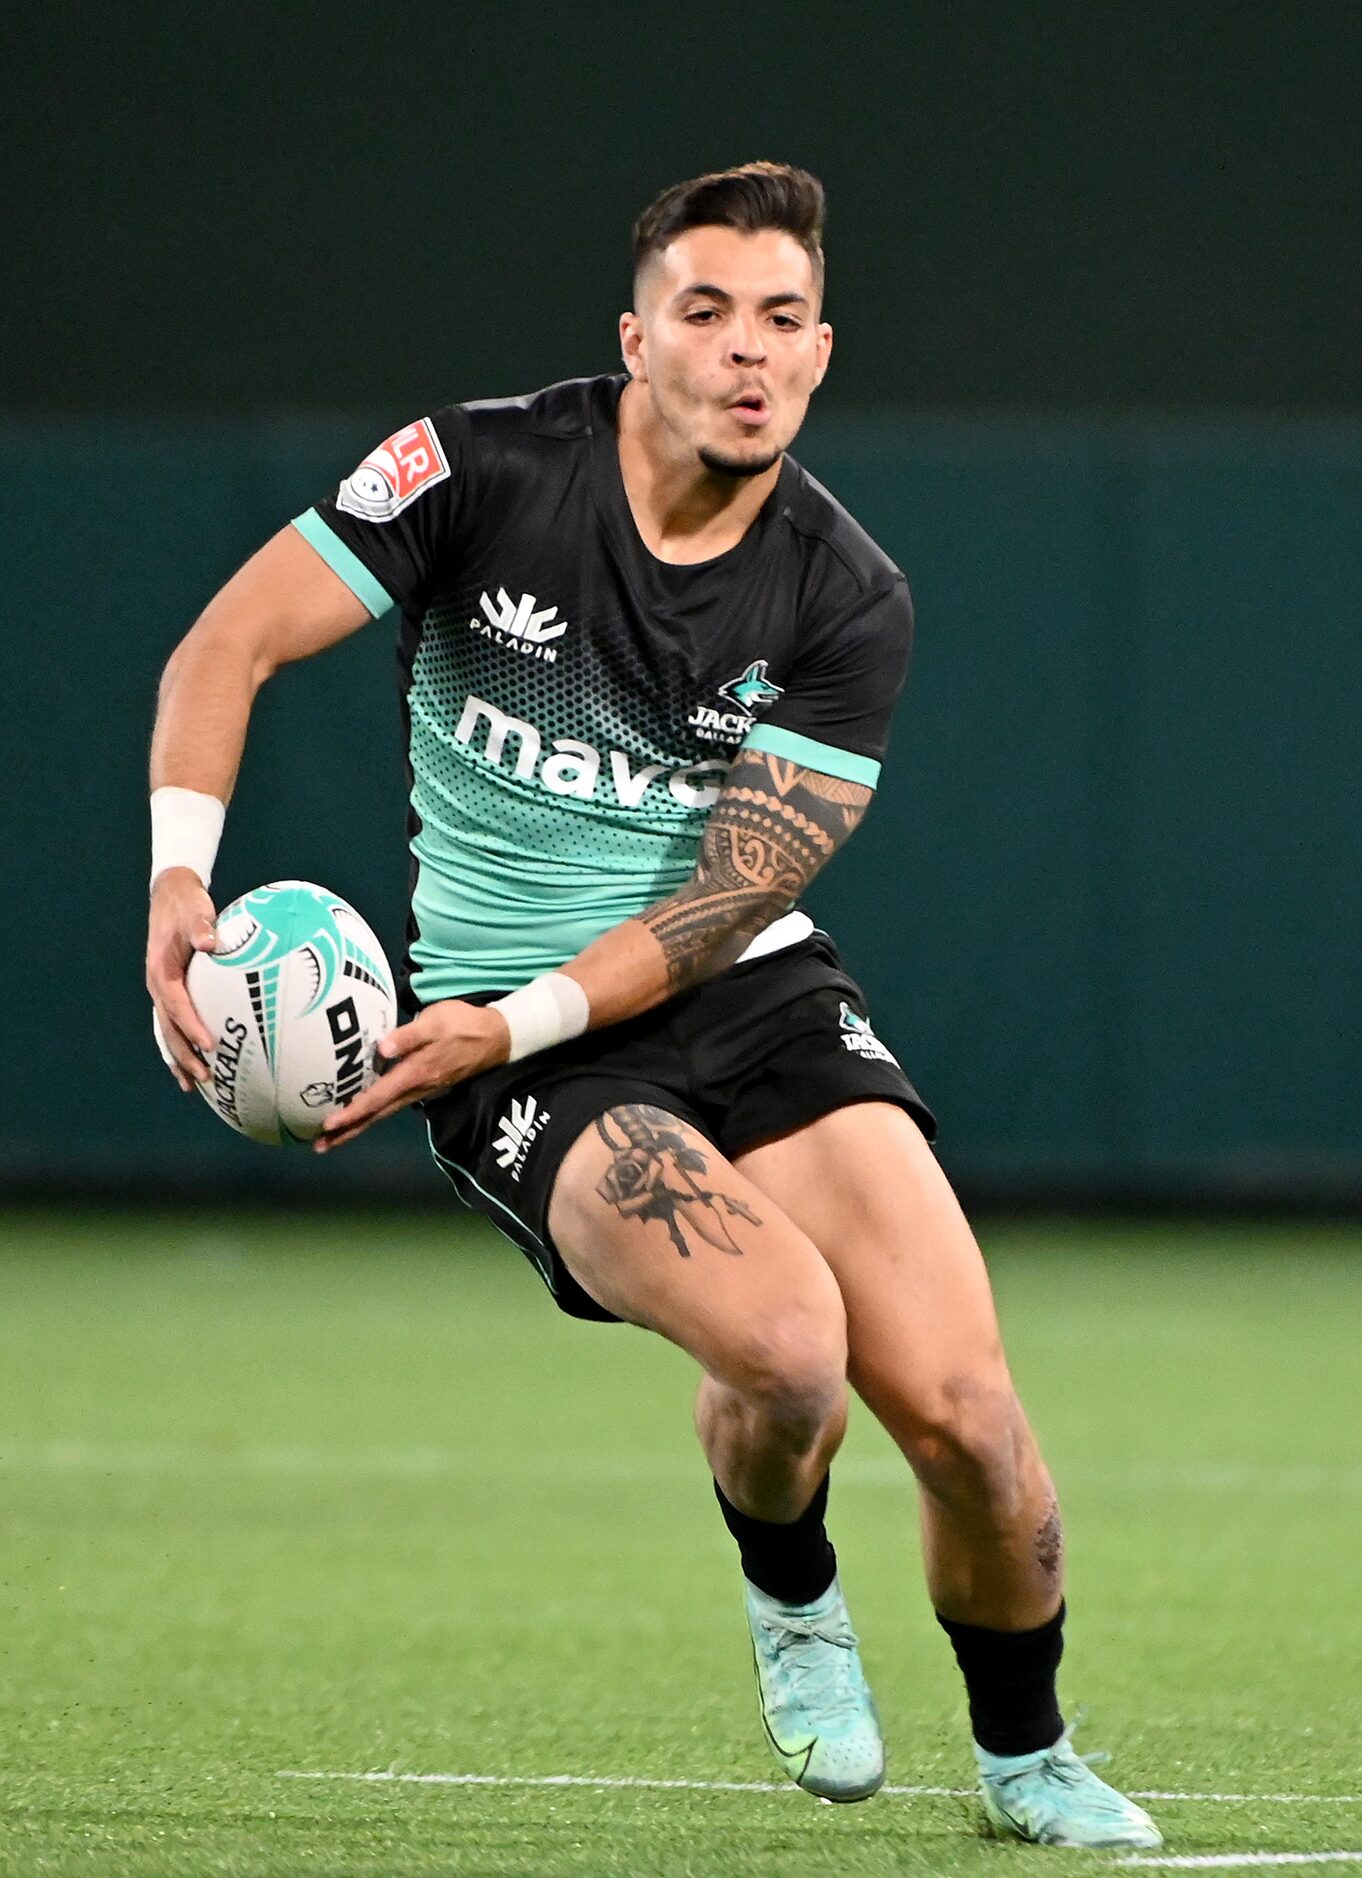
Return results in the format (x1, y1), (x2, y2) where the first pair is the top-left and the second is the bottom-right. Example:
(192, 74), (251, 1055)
(318, 748), (871, 1148)
(572, 748), (871, 1023)
(151, 524), (372, 799)
(147, 526), (374, 1089)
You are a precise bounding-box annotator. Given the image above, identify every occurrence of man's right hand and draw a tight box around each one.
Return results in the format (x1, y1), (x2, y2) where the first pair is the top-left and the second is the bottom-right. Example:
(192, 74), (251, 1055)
(146, 868), (219, 1093)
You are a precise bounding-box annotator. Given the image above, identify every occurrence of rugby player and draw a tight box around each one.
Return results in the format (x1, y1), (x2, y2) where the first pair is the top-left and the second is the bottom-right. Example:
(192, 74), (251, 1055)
(146, 163), (1159, 1850)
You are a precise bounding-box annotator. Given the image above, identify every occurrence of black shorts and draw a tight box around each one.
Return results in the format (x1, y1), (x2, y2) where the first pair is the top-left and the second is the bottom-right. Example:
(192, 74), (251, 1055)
(420, 932), (936, 1324)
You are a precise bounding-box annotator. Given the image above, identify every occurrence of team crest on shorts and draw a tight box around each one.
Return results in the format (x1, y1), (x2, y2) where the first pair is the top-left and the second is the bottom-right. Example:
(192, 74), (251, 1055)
(337, 419), (450, 523)
(838, 1002), (898, 1065)
(493, 1094), (551, 1182)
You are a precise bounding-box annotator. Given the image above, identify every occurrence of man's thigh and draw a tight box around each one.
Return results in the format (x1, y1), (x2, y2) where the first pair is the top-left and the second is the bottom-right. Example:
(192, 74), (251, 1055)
(548, 1100), (847, 1383)
(733, 1102), (1014, 1431)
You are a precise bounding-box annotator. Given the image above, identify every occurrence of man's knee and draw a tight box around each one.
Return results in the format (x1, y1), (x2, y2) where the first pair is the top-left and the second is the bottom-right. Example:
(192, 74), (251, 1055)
(712, 1295), (849, 1447)
(897, 1374), (1034, 1515)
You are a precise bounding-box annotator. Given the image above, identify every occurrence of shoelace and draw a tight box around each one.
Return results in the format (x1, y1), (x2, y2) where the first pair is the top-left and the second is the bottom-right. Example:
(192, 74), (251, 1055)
(987, 1715), (1115, 1794)
(984, 1720), (1142, 1832)
(759, 1614), (865, 1726)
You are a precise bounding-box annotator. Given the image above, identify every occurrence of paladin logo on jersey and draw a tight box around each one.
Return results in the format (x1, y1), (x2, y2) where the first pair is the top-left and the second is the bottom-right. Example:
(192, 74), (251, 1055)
(687, 660), (785, 746)
(493, 1095), (552, 1181)
(838, 1002), (898, 1065)
(469, 588), (569, 662)
(337, 420), (450, 523)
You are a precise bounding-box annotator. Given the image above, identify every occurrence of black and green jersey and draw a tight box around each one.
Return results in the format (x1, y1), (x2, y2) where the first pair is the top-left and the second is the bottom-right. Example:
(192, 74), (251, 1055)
(293, 375), (913, 1002)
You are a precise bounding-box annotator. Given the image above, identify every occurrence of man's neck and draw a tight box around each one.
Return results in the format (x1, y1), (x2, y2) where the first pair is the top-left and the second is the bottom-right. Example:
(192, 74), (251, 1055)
(615, 379), (782, 566)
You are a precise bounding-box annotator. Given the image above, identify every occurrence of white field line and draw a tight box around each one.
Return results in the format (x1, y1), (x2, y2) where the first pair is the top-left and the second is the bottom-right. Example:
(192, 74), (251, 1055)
(1134, 1798), (1362, 1808)
(278, 1770), (970, 1797)
(1122, 1855), (1362, 1870)
(275, 1770), (1362, 1807)
(7, 1439), (1362, 1495)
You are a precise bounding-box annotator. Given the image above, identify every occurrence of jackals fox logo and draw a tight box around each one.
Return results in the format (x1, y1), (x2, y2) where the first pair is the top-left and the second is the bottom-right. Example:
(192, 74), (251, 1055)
(688, 660), (785, 746)
(838, 1001), (898, 1065)
(718, 660), (784, 714)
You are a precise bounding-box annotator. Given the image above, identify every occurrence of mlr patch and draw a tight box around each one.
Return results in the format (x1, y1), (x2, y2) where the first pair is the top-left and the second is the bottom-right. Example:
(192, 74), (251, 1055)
(337, 418), (450, 523)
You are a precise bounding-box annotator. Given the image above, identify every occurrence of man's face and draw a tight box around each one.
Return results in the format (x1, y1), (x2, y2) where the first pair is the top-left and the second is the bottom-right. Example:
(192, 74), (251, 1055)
(622, 226), (832, 477)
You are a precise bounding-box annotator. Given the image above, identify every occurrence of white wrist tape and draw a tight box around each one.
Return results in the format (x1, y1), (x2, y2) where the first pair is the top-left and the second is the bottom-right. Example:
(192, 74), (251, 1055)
(150, 786), (225, 891)
(490, 972), (590, 1062)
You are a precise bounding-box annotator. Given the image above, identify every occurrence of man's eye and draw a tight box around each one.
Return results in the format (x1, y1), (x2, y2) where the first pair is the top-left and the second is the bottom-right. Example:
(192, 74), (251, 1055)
(772, 315), (801, 330)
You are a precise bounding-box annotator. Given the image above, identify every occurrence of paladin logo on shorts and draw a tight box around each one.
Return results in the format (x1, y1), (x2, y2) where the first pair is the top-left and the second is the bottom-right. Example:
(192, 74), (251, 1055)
(493, 1095), (552, 1181)
(468, 588), (569, 663)
(687, 659), (785, 745)
(838, 1002), (898, 1065)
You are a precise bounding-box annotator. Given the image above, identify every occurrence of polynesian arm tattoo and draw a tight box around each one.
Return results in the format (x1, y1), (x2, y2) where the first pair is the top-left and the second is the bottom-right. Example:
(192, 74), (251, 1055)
(596, 1104), (762, 1259)
(637, 749), (873, 994)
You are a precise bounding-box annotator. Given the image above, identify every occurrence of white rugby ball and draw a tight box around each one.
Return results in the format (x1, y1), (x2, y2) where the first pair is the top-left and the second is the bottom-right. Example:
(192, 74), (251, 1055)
(185, 880), (397, 1146)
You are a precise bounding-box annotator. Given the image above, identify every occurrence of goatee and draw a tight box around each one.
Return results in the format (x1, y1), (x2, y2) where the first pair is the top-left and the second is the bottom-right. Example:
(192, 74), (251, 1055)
(698, 445), (783, 480)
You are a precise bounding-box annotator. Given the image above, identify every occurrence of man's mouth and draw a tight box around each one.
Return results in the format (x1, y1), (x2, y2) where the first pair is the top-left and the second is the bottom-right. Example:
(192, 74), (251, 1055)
(727, 391), (771, 428)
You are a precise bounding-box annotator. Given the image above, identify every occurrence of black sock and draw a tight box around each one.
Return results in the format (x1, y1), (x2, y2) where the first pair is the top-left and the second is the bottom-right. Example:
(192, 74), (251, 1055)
(714, 1473), (837, 1605)
(936, 1602), (1066, 1757)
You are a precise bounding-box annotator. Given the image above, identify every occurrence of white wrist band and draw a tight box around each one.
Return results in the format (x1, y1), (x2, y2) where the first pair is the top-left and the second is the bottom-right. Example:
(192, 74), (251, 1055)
(150, 786), (226, 891)
(491, 972), (590, 1062)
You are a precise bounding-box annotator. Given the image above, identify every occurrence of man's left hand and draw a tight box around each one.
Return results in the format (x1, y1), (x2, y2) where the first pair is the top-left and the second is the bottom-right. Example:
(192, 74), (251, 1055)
(315, 1000), (510, 1152)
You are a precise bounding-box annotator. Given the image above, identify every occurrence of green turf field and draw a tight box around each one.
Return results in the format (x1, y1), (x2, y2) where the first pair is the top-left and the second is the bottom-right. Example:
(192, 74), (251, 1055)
(2, 1208), (1360, 1875)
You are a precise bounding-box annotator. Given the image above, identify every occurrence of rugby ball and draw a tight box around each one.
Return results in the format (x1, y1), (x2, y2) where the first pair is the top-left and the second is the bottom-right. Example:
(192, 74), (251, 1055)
(184, 880), (397, 1146)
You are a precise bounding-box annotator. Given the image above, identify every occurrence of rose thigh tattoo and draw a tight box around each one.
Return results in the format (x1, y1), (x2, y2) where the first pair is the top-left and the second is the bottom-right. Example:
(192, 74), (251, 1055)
(594, 1104), (762, 1259)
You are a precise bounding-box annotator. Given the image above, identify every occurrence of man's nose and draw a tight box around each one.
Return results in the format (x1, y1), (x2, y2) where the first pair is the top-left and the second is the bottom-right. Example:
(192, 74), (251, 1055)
(728, 317), (766, 366)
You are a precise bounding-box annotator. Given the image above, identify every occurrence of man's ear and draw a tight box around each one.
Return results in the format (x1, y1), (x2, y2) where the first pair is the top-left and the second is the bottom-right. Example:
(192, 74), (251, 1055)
(620, 311), (647, 382)
(812, 320), (833, 388)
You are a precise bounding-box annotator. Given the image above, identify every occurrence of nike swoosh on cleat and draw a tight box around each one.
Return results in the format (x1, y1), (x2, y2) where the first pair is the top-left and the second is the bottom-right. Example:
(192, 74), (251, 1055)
(760, 1713), (818, 1779)
(750, 1652), (819, 1774)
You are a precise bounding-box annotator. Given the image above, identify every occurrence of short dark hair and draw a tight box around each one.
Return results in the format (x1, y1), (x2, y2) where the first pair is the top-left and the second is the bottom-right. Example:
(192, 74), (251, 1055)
(632, 161), (826, 299)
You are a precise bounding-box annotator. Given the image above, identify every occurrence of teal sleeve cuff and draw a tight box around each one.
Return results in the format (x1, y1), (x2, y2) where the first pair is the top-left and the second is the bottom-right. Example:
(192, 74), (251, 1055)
(741, 723), (881, 788)
(291, 509), (396, 619)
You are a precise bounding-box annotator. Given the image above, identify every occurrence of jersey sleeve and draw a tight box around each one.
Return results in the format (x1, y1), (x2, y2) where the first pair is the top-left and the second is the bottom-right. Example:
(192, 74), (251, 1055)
(741, 575), (914, 788)
(290, 405), (472, 618)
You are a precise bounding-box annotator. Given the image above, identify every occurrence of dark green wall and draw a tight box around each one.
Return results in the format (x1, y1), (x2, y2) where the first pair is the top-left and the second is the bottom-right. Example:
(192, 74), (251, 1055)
(4, 414), (1357, 1200)
(7, 1), (1361, 417)
(6, 2), (1357, 1198)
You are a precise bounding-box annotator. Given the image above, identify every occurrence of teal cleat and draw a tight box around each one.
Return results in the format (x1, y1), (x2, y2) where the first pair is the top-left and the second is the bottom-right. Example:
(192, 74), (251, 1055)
(975, 1724), (1163, 1849)
(743, 1575), (886, 1803)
